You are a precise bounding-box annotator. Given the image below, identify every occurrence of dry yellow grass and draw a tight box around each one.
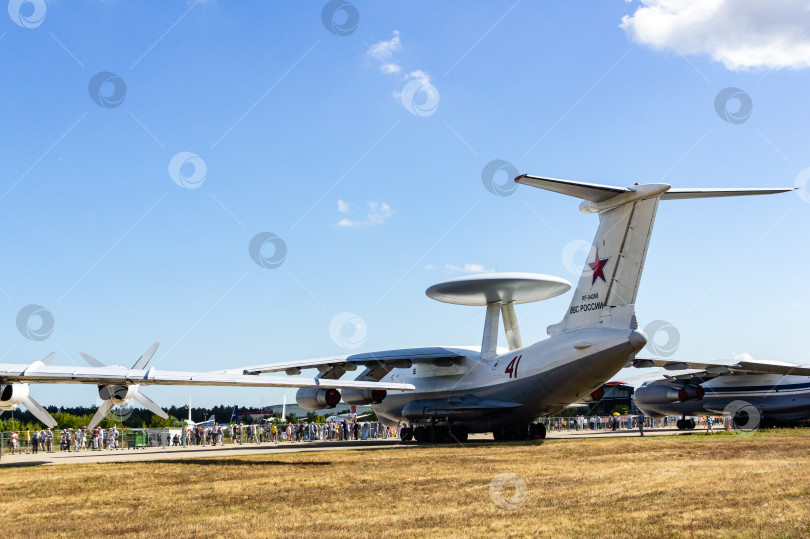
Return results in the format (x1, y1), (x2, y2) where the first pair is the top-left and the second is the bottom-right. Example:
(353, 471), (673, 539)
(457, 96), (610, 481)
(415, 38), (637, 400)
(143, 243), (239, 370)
(1, 430), (809, 538)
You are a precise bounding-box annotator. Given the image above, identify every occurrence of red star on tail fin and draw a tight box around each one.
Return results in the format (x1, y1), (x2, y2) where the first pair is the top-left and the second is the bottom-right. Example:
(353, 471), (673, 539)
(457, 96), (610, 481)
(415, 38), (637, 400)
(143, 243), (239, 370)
(588, 249), (609, 285)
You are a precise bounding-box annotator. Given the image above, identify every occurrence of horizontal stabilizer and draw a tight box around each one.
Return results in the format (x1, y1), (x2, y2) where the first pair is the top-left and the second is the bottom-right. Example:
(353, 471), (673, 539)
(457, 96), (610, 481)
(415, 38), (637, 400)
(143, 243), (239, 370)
(516, 174), (794, 203)
(515, 175), (624, 202)
(662, 188), (795, 199)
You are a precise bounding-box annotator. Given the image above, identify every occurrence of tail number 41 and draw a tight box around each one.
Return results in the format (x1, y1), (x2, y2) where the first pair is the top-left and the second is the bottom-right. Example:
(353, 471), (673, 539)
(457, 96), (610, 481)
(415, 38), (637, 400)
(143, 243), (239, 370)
(505, 355), (522, 379)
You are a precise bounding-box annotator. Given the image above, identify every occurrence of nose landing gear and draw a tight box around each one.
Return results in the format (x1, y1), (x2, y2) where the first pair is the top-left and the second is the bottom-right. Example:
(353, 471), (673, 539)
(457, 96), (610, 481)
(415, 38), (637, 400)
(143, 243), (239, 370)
(676, 417), (696, 430)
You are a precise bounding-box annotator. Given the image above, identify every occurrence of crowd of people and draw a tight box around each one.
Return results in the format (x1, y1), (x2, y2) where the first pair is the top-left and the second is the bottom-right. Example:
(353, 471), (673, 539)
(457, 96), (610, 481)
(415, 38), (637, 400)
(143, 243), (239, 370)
(225, 420), (396, 444)
(5, 414), (734, 454)
(4, 427), (124, 454)
(167, 420), (397, 448)
(543, 415), (728, 432)
(2, 419), (399, 454)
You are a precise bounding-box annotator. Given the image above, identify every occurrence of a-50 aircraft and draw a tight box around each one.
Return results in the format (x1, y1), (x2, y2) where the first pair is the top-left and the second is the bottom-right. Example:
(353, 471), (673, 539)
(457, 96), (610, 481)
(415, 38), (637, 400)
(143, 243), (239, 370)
(225, 175), (793, 442)
(0, 343), (414, 429)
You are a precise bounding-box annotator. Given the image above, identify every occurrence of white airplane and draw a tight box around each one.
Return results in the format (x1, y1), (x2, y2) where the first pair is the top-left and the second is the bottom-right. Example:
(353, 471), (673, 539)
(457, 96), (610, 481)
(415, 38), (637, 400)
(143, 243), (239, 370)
(325, 411), (373, 423)
(0, 343), (414, 429)
(182, 400), (237, 428)
(630, 357), (810, 429)
(184, 413), (217, 428)
(228, 175), (793, 442)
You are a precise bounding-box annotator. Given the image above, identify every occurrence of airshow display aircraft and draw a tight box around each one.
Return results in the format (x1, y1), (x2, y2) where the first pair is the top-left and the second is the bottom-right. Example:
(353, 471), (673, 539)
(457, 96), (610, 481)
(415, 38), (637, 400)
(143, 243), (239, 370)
(182, 403), (238, 428)
(228, 175), (794, 442)
(0, 343), (414, 429)
(630, 358), (810, 429)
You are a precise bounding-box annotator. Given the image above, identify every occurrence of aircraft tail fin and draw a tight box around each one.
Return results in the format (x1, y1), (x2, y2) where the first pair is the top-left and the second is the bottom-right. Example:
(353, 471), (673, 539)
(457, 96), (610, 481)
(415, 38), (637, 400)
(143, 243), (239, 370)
(229, 405), (238, 424)
(516, 175), (793, 335)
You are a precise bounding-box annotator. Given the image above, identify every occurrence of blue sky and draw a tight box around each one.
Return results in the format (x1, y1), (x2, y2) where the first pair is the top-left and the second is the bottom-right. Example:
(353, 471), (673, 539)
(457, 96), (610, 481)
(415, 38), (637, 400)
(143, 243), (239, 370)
(1, 0), (808, 409)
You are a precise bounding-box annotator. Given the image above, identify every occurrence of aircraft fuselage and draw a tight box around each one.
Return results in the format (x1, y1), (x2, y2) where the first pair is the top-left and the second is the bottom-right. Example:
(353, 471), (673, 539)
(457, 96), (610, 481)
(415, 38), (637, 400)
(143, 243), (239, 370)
(372, 325), (646, 433)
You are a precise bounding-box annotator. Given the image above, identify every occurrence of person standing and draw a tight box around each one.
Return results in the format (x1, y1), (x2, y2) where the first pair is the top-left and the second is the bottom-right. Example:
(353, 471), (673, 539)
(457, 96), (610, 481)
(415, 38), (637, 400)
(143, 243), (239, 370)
(706, 416), (714, 434)
(638, 411), (645, 437)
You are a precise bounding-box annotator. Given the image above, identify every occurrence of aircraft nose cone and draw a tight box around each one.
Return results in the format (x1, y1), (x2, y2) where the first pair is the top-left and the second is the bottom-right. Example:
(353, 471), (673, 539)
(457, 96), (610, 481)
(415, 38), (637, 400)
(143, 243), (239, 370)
(629, 329), (647, 351)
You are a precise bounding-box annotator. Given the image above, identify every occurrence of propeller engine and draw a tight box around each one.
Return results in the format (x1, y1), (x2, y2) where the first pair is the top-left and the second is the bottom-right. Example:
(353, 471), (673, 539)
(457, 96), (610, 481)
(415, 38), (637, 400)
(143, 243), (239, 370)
(0, 354), (58, 427)
(97, 384), (137, 405)
(82, 342), (168, 428)
(0, 383), (30, 408)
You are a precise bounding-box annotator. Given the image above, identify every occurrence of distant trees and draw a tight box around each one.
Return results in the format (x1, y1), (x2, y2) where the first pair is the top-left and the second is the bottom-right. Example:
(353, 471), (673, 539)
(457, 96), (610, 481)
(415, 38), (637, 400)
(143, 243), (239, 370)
(0, 402), (343, 431)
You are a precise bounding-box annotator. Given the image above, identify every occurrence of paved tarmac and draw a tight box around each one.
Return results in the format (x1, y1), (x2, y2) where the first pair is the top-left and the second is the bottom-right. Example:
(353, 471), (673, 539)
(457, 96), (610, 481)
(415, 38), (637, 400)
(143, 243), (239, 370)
(0, 427), (692, 467)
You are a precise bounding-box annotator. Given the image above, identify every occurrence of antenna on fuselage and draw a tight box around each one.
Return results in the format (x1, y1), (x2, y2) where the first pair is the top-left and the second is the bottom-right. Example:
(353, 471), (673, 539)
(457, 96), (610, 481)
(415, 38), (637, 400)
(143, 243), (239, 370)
(425, 273), (572, 360)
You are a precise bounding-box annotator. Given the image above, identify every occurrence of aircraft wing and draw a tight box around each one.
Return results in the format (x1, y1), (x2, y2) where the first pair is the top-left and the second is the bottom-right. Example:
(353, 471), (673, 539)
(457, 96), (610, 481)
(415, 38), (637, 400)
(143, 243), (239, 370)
(227, 347), (469, 377)
(629, 357), (810, 377)
(0, 363), (415, 391)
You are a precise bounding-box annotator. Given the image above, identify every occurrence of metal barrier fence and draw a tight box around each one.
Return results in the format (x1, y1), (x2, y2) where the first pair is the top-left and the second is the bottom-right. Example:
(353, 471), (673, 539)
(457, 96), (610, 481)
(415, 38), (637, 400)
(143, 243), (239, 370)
(0, 417), (699, 456)
(0, 423), (398, 456)
(541, 416), (683, 431)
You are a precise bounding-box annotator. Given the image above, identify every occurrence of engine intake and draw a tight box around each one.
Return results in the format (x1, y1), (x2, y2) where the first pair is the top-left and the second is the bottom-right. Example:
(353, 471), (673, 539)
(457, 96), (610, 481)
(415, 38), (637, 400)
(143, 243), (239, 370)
(342, 388), (387, 405)
(295, 388), (341, 410)
(0, 384), (29, 409)
(98, 385), (136, 406)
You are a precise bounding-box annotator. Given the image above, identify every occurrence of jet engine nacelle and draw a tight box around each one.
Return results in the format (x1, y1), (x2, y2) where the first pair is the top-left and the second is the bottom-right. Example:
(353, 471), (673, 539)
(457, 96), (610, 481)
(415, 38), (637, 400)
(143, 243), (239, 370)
(295, 388), (341, 410)
(0, 384), (29, 409)
(635, 384), (705, 405)
(342, 388), (387, 406)
(98, 384), (137, 406)
(679, 385), (705, 402)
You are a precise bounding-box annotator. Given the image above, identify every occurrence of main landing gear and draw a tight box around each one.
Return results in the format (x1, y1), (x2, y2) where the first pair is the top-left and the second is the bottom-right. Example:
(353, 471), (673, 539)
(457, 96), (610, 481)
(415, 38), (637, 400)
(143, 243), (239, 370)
(492, 423), (546, 441)
(399, 425), (469, 443)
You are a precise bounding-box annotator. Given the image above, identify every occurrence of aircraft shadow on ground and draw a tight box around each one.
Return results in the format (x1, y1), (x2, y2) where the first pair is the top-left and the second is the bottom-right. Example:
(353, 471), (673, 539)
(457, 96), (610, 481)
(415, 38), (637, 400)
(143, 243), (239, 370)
(158, 458), (333, 467)
(0, 460), (51, 468)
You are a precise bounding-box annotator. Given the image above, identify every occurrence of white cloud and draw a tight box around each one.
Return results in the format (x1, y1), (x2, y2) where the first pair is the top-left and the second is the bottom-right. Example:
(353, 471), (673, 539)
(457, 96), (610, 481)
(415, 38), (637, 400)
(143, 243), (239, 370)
(380, 63), (402, 75)
(438, 263), (495, 274)
(337, 199), (350, 213)
(367, 202), (392, 224)
(406, 69), (431, 85)
(365, 31), (436, 109)
(335, 201), (394, 227)
(367, 31), (401, 61)
(732, 352), (756, 362)
(621, 0), (810, 70)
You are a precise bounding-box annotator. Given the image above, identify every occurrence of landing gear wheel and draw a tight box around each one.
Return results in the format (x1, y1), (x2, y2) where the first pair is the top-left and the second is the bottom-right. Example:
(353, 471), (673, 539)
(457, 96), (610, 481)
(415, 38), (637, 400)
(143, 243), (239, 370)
(432, 426), (451, 443)
(516, 424), (530, 441)
(687, 419), (696, 430)
(530, 423), (546, 440)
(400, 427), (413, 442)
(449, 427), (468, 443)
(413, 426), (428, 443)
